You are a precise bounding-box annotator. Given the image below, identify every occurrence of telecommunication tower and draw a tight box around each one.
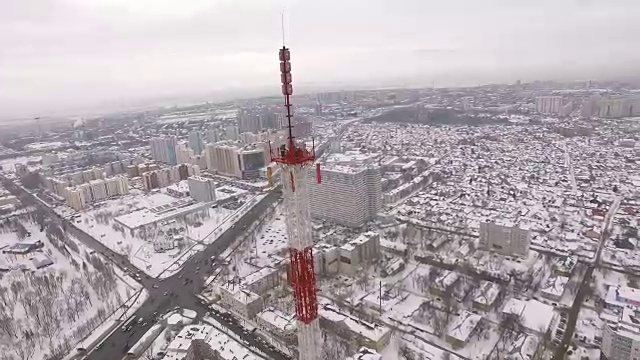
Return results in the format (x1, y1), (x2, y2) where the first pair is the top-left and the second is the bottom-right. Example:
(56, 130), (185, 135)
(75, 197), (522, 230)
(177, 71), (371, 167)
(270, 44), (322, 360)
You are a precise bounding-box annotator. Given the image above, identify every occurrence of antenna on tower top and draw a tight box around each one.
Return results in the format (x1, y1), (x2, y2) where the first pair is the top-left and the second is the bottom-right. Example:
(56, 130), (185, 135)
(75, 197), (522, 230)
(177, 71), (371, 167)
(281, 11), (286, 46)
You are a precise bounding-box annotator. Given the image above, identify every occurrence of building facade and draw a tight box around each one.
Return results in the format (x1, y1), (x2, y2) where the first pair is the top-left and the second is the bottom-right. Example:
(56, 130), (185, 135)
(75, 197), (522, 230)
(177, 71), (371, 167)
(188, 131), (204, 155)
(479, 221), (531, 256)
(188, 176), (217, 203)
(307, 165), (381, 227)
(150, 136), (178, 165)
(601, 306), (640, 360)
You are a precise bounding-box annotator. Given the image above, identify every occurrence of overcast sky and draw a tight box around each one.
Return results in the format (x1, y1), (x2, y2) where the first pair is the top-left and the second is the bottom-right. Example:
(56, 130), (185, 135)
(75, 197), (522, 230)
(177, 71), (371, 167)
(1, 0), (639, 118)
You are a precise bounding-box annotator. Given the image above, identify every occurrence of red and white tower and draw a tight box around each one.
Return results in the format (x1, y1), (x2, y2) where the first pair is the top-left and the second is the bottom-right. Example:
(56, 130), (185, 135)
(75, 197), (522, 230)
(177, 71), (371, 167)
(271, 46), (322, 360)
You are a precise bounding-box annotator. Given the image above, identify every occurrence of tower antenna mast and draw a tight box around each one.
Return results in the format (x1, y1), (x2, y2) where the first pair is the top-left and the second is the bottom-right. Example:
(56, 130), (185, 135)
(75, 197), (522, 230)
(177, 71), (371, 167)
(270, 18), (322, 360)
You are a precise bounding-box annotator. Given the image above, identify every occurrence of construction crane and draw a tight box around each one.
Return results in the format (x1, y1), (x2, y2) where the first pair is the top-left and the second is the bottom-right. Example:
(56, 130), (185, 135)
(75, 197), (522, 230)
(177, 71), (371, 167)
(270, 43), (322, 360)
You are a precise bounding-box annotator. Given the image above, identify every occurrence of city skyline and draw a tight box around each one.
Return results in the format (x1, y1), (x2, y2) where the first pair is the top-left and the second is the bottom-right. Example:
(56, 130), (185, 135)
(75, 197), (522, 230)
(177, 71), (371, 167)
(2, 0), (640, 119)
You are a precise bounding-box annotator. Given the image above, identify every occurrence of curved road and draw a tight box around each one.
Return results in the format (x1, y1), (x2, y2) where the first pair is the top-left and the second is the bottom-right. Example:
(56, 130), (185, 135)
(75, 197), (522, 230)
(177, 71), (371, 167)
(1, 176), (290, 360)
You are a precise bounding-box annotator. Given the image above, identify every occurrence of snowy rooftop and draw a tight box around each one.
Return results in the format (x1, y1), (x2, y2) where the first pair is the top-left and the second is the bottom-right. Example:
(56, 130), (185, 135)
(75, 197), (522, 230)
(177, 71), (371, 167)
(163, 324), (262, 360)
(256, 308), (295, 332)
(346, 347), (382, 360)
(472, 281), (501, 306)
(319, 305), (390, 342)
(503, 299), (555, 334)
(506, 332), (539, 360)
(541, 274), (569, 298)
(447, 310), (482, 343)
(242, 267), (278, 287)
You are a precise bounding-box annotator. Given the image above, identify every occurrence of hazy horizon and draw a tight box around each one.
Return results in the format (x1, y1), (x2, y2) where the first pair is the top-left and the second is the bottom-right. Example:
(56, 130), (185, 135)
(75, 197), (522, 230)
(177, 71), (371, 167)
(2, 0), (640, 119)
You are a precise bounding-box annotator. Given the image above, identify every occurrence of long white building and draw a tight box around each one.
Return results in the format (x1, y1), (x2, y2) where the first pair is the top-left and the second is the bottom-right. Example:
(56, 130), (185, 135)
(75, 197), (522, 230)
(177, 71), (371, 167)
(307, 164), (381, 227)
(65, 176), (129, 210)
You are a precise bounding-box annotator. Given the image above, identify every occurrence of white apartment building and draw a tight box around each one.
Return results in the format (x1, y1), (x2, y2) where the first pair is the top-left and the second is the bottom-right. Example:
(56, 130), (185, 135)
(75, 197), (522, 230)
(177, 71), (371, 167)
(65, 188), (86, 211)
(175, 142), (194, 165)
(204, 143), (217, 171)
(89, 179), (107, 201)
(212, 143), (242, 178)
(187, 176), (217, 203)
(598, 96), (640, 118)
(535, 96), (567, 115)
(479, 221), (531, 257)
(150, 136), (178, 165)
(601, 306), (640, 360)
(307, 165), (382, 227)
(65, 176), (128, 210)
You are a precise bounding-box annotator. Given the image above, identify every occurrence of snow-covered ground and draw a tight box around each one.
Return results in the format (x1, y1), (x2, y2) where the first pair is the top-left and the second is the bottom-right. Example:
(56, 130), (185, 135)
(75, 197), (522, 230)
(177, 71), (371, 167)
(0, 213), (138, 360)
(71, 190), (264, 277)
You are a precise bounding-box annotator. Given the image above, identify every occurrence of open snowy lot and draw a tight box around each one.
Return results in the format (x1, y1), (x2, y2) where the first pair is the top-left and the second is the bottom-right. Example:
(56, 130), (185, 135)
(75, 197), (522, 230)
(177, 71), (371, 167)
(73, 190), (264, 277)
(0, 212), (138, 360)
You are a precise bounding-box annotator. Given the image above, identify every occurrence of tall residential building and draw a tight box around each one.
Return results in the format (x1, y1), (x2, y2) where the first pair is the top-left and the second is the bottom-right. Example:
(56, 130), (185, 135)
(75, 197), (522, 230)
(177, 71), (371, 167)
(89, 179), (107, 201)
(187, 176), (217, 203)
(150, 136), (178, 165)
(479, 221), (531, 257)
(225, 125), (239, 141)
(205, 128), (220, 144)
(213, 143), (242, 178)
(188, 131), (204, 155)
(142, 164), (198, 191)
(104, 176), (129, 197)
(65, 188), (86, 211)
(204, 143), (218, 171)
(307, 165), (382, 227)
(601, 306), (640, 360)
(175, 142), (194, 165)
(535, 96), (567, 115)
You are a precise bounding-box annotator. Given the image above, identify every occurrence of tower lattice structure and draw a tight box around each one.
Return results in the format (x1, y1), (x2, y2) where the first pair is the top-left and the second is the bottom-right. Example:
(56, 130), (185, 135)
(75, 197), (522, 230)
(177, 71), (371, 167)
(270, 46), (322, 360)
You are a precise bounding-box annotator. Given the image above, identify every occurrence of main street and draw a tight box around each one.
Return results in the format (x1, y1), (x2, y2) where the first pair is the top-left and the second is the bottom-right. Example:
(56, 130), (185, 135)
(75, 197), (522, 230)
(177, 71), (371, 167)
(1, 176), (290, 360)
(553, 197), (620, 360)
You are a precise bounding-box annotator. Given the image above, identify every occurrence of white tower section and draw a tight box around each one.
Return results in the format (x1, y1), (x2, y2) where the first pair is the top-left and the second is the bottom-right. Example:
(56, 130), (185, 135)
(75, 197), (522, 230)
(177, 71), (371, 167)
(281, 164), (321, 359)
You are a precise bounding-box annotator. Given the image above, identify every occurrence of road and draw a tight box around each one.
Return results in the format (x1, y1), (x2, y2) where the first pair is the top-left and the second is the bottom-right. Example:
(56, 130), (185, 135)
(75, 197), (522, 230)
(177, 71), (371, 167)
(1, 176), (290, 360)
(553, 197), (620, 360)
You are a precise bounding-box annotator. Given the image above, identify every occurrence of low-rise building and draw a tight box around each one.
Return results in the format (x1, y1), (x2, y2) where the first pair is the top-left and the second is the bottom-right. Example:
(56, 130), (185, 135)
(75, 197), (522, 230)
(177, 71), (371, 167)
(446, 310), (482, 348)
(472, 281), (501, 312)
(430, 270), (460, 297)
(218, 283), (264, 319)
(255, 308), (296, 343)
(605, 285), (640, 311)
(554, 255), (577, 276)
(540, 273), (569, 302)
(339, 231), (381, 276)
(318, 305), (391, 352)
(242, 267), (281, 295)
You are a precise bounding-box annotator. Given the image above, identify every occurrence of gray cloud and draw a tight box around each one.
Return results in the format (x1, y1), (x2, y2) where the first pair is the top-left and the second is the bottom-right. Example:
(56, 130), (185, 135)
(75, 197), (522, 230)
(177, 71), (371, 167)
(1, 0), (639, 118)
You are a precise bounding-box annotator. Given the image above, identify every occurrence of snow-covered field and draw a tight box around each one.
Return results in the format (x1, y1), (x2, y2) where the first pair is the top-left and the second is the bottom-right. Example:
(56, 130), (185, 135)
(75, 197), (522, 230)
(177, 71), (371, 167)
(0, 213), (138, 360)
(72, 190), (264, 278)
